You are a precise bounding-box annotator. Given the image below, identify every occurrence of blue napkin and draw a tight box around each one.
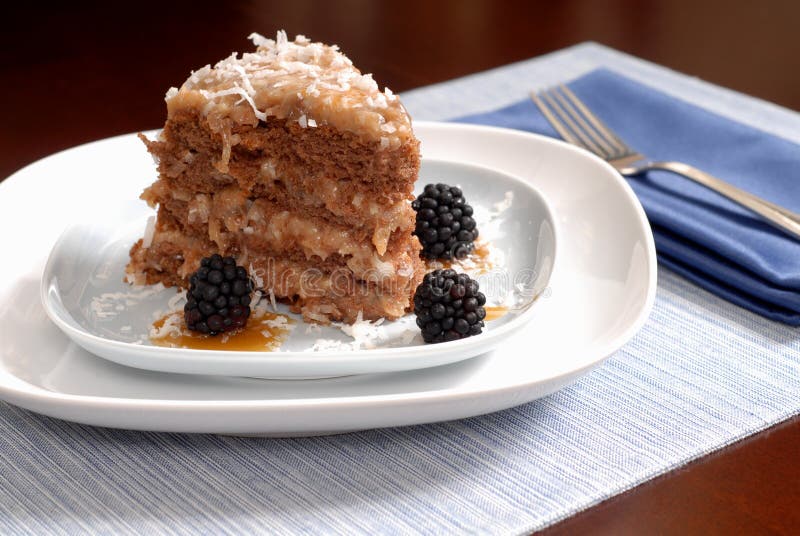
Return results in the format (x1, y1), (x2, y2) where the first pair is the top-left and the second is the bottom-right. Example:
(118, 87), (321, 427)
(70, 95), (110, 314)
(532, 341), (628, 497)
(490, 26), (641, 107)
(456, 69), (800, 325)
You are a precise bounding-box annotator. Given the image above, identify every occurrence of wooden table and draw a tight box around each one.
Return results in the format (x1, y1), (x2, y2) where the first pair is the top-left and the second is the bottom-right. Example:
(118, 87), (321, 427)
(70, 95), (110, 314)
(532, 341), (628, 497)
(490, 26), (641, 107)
(4, 2), (799, 533)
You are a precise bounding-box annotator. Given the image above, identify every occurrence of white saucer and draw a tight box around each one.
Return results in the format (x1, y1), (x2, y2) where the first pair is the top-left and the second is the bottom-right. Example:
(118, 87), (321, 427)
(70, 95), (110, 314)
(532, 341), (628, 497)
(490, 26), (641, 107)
(0, 122), (656, 435)
(39, 160), (556, 379)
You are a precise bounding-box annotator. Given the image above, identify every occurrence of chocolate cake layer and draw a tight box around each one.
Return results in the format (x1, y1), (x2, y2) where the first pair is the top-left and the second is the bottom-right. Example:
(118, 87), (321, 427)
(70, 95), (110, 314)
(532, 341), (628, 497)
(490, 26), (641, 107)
(143, 114), (419, 219)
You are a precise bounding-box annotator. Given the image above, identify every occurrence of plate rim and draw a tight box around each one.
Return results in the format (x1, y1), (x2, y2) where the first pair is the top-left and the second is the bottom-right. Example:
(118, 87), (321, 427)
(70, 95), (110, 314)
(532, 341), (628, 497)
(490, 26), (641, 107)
(0, 120), (656, 423)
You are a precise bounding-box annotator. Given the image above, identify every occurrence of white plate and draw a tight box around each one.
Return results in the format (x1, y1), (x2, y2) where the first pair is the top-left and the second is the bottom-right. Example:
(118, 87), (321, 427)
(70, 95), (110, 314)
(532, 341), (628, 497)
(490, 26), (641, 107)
(40, 159), (556, 378)
(0, 122), (656, 435)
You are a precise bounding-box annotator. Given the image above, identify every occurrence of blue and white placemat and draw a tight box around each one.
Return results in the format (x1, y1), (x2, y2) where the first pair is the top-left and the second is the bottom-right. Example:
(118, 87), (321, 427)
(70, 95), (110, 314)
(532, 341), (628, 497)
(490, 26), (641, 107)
(3, 43), (800, 534)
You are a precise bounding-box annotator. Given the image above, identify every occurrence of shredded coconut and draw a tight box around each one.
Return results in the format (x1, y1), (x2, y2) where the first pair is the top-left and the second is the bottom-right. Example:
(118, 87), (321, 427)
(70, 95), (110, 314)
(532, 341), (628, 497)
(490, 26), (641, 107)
(311, 311), (387, 351)
(248, 262), (265, 289)
(269, 289), (277, 312)
(149, 311), (183, 339)
(141, 216), (156, 248)
(90, 283), (167, 320)
(457, 240), (504, 275)
(493, 191), (514, 215)
(171, 31), (411, 144)
(470, 190), (516, 244)
(167, 289), (187, 311)
(311, 338), (349, 352)
(399, 328), (417, 345)
(263, 315), (292, 330)
(305, 323), (322, 335)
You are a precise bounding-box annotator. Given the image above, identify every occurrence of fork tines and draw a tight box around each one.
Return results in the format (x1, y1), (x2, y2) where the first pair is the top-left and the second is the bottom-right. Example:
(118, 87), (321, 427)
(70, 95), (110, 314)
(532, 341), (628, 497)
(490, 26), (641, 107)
(531, 85), (633, 160)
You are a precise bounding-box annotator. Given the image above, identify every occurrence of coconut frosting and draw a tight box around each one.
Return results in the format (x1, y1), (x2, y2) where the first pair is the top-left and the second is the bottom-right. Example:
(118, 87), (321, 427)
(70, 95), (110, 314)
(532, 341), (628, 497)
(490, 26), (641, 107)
(165, 31), (413, 148)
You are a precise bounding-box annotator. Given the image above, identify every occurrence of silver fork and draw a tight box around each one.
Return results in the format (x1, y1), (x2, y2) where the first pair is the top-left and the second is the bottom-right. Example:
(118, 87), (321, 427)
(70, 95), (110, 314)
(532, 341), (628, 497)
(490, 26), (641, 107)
(531, 85), (800, 240)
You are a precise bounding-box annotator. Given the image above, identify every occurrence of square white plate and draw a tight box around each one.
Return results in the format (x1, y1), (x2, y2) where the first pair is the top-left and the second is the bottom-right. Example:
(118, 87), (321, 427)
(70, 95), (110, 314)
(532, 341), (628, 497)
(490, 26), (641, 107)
(0, 122), (655, 435)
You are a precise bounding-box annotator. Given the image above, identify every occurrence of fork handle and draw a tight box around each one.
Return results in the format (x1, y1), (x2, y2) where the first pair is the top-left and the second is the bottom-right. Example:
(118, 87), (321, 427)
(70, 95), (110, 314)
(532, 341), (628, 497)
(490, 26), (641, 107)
(622, 160), (800, 240)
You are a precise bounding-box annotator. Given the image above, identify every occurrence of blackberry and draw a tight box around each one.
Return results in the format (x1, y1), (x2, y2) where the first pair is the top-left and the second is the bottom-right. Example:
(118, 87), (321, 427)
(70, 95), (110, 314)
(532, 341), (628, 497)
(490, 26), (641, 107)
(412, 183), (478, 260)
(413, 269), (486, 343)
(184, 254), (254, 336)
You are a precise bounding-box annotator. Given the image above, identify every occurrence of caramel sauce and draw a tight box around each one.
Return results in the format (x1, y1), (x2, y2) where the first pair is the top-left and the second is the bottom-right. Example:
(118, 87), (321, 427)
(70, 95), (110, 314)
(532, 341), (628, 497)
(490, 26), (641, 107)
(426, 240), (494, 274)
(483, 305), (509, 321)
(150, 310), (293, 351)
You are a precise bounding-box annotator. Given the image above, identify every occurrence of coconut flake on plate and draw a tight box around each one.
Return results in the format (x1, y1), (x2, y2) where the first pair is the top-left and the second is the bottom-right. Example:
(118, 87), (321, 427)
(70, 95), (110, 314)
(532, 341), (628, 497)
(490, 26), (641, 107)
(167, 289), (187, 312)
(261, 315), (293, 330)
(149, 311), (183, 339)
(89, 283), (168, 321)
(305, 323), (322, 335)
(309, 311), (388, 351)
(493, 191), (514, 214)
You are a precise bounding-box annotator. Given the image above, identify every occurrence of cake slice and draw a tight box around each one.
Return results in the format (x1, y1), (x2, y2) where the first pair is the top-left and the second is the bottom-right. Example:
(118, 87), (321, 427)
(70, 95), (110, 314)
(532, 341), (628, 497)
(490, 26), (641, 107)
(127, 31), (424, 323)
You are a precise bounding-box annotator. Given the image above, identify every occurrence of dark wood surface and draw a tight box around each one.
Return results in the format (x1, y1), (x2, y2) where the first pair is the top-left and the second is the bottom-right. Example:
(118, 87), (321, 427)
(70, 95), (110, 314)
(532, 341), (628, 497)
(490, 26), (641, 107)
(3, 1), (800, 533)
